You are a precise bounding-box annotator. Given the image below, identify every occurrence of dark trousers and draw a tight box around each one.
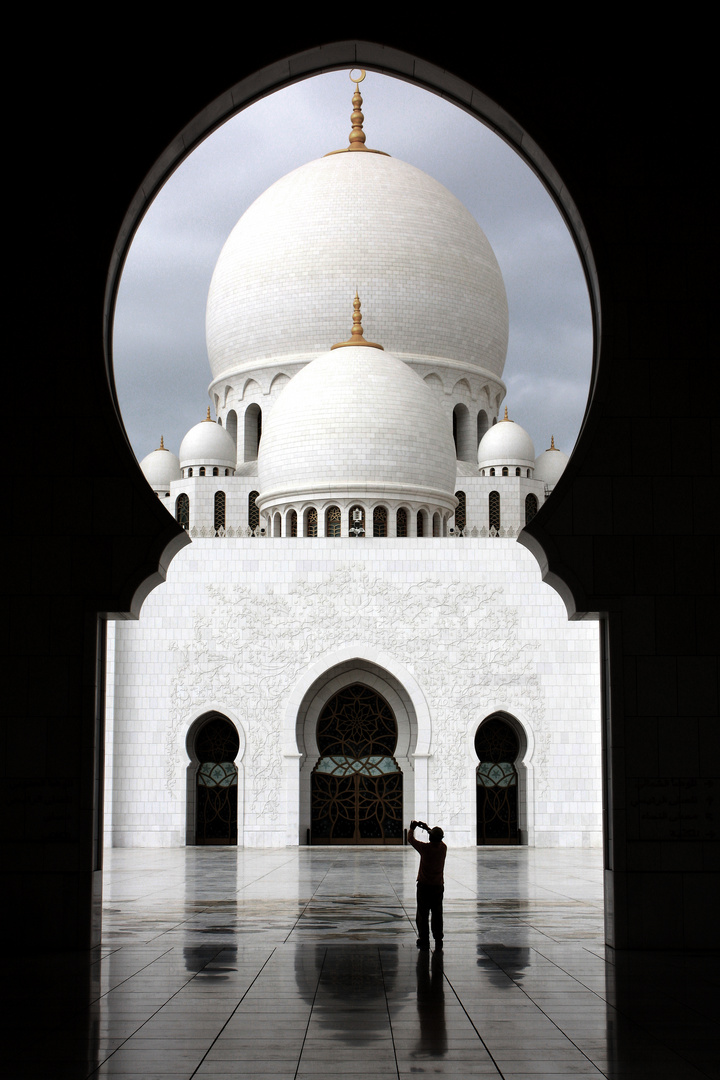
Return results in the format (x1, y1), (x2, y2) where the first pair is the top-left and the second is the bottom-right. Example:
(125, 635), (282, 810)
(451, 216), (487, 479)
(416, 883), (444, 944)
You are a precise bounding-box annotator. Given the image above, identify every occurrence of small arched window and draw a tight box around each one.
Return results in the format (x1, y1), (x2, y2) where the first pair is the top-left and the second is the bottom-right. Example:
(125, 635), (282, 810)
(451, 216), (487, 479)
(248, 491), (259, 532)
(396, 508), (407, 537)
(489, 491), (501, 532)
(188, 468), (193, 477)
(213, 467), (219, 476)
(373, 506), (388, 537)
(326, 506), (341, 537)
(349, 506), (365, 535)
(305, 507), (318, 537)
(515, 467), (521, 476)
(176, 493), (190, 530)
(273, 512), (282, 537)
(489, 468), (495, 477)
(214, 491), (226, 533)
(502, 467), (509, 477)
(244, 404), (262, 462)
(199, 467), (206, 477)
(525, 493), (538, 524)
(432, 512), (441, 537)
(454, 491), (466, 531)
(416, 510), (424, 537)
(288, 510), (297, 537)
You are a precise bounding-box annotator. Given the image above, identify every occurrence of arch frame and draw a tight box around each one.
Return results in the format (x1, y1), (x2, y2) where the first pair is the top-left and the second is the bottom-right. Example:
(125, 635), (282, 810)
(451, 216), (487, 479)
(104, 42), (600, 622)
(184, 707), (246, 846)
(469, 708), (536, 846)
(283, 645), (433, 844)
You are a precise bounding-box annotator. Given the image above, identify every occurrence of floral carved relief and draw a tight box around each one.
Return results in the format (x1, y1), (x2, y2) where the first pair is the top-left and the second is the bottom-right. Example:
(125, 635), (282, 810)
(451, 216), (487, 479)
(167, 551), (545, 825)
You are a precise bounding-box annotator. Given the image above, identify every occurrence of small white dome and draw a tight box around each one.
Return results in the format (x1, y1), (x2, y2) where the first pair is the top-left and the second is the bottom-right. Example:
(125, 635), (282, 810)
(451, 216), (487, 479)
(478, 410), (535, 470)
(257, 343), (456, 511)
(179, 412), (236, 470)
(140, 440), (181, 491)
(534, 438), (569, 487)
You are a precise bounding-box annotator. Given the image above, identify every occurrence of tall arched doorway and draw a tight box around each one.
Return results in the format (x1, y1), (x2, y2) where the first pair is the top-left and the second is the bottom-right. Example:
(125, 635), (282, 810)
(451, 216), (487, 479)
(311, 684), (403, 845)
(475, 714), (520, 845)
(191, 714), (240, 845)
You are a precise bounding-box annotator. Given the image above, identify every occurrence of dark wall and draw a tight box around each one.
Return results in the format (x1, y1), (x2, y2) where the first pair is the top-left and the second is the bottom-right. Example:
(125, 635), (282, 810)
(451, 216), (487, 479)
(7, 26), (715, 949)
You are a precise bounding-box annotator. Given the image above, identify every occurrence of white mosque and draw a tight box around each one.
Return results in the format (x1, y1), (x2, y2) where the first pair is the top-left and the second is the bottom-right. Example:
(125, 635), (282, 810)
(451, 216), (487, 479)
(104, 73), (602, 850)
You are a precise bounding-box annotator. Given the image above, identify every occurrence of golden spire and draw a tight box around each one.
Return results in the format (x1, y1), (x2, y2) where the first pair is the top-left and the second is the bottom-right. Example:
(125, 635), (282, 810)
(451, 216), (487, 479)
(331, 292), (384, 350)
(501, 406), (511, 421)
(204, 406), (212, 422)
(325, 70), (390, 157)
(156, 435), (167, 451)
(549, 434), (556, 450)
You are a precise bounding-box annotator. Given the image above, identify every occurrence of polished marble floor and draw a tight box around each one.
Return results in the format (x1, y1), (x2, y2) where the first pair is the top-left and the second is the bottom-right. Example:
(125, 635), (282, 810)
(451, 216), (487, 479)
(11, 847), (718, 1078)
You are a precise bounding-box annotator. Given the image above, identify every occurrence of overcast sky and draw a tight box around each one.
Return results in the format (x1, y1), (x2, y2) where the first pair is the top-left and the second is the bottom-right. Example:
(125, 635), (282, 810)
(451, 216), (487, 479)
(113, 70), (592, 464)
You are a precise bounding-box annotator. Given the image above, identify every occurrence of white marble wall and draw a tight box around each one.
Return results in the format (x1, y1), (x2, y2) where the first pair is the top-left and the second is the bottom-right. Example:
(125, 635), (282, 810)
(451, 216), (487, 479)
(105, 538), (602, 849)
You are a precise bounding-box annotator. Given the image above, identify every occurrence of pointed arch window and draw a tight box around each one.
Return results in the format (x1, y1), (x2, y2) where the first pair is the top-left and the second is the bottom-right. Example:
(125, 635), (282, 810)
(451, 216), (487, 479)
(454, 491), (466, 532)
(175, 493), (190, 530)
(396, 508), (407, 537)
(489, 491), (501, 532)
(248, 491), (259, 532)
(214, 491), (226, 533)
(373, 506), (387, 537)
(525, 493), (538, 524)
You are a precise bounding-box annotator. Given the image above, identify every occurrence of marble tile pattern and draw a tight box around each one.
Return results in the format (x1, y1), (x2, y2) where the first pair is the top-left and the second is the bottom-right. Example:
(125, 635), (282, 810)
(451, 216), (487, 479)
(12, 847), (717, 1078)
(106, 539), (602, 850)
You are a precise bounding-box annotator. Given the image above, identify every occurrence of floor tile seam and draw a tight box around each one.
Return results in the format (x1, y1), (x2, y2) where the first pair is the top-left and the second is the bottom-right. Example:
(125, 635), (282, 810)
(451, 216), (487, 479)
(492, 973), (622, 1077)
(185, 946), (281, 1080)
(292, 946), (329, 1080)
(495, 947), (608, 997)
(283, 862), (339, 942)
(440, 967), (506, 1079)
(86, 945), (229, 1078)
(91, 943), (184, 1009)
(378, 946), (403, 1079)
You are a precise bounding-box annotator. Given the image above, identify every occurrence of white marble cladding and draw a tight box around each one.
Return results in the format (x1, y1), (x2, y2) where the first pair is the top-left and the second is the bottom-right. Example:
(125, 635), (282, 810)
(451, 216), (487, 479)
(105, 538), (602, 849)
(164, 471), (547, 537)
(206, 152), (509, 383)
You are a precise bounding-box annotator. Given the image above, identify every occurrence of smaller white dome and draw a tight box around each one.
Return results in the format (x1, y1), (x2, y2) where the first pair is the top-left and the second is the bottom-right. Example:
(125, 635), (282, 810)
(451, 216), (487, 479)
(179, 410), (236, 470)
(534, 438), (569, 488)
(140, 440), (181, 491)
(478, 409), (535, 469)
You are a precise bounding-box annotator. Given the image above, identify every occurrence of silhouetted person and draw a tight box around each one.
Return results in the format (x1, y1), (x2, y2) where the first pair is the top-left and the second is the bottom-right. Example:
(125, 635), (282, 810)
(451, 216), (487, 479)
(409, 820), (446, 949)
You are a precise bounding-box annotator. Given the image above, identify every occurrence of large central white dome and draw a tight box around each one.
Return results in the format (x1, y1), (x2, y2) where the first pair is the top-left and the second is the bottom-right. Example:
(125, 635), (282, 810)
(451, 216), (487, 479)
(206, 151), (508, 382)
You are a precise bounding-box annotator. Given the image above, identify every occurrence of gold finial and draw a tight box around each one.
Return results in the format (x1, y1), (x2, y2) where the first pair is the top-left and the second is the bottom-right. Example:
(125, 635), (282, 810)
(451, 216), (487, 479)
(204, 406), (212, 422)
(501, 406), (511, 421)
(549, 435), (556, 450)
(331, 292), (384, 350)
(156, 435), (167, 451)
(325, 70), (390, 157)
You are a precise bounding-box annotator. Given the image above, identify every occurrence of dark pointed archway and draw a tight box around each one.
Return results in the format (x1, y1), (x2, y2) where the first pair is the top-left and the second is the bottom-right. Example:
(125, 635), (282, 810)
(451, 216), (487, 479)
(475, 715), (521, 845)
(311, 684), (403, 845)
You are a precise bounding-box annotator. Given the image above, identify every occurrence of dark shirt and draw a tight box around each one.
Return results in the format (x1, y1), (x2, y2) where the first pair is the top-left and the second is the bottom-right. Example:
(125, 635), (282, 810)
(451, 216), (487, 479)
(409, 829), (447, 886)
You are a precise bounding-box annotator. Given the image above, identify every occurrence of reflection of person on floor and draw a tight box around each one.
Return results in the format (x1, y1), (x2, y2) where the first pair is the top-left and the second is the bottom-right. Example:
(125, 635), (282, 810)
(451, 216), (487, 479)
(413, 949), (447, 1058)
(409, 820), (446, 950)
